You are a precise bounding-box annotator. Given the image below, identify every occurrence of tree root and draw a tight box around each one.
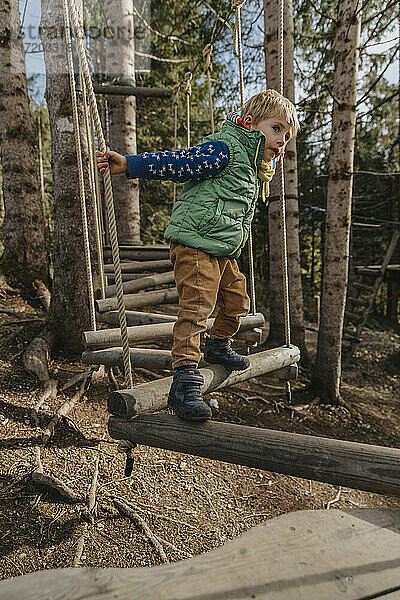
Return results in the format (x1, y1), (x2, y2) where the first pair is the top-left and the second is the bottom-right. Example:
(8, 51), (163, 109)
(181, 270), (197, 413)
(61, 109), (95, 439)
(114, 498), (169, 563)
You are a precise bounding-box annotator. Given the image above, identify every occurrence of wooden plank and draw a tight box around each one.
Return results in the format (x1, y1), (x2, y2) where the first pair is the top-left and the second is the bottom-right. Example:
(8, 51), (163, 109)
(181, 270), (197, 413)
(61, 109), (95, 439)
(85, 313), (265, 348)
(104, 271), (175, 298)
(3, 508), (399, 599)
(108, 414), (400, 497)
(95, 288), (179, 313)
(108, 345), (300, 417)
(94, 84), (172, 97)
(82, 347), (180, 371)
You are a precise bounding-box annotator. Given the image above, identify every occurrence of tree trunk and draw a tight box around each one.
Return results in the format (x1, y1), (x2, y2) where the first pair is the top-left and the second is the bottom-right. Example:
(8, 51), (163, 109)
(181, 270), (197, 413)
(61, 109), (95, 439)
(311, 0), (361, 403)
(263, 0), (309, 365)
(105, 0), (141, 243)
(0, 0), (48, 288)
(41, 0), (101, 354)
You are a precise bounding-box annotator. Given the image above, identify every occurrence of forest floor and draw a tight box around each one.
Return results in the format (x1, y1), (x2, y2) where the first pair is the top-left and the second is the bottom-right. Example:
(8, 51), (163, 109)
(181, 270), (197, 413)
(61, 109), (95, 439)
(1, 282), (400, 580)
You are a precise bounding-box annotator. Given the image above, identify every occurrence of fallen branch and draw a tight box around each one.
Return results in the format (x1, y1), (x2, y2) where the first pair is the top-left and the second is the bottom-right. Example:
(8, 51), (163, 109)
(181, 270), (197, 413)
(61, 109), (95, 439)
(73, 456), (100, 567)
(42, 375), (91, 445)
(23, 331), (53, 383)
(114, 498), (169, 563)
(30, 471), (82, 503)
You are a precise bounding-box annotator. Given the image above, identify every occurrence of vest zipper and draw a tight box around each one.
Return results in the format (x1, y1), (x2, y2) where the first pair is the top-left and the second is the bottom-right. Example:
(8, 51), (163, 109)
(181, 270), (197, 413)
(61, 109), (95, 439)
(229, 136), (263, 256)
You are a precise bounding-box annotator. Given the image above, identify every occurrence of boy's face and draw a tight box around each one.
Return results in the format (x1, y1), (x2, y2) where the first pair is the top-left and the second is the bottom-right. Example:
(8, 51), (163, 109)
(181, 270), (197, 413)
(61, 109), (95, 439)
(243, 114), (292, 162)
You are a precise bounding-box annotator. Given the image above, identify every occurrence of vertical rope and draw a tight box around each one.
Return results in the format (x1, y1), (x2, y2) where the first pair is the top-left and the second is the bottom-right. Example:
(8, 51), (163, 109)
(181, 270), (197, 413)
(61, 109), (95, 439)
(62, 0), (96, 332)
(67, 0), (133, 388)
(184, 72), (192, 148)
(277, 0), (292, 401)
(233, 0), (257, 315)
(82, 79), (106, 299)
(203, 44), (215, 134)
(172, 83), (179, 204)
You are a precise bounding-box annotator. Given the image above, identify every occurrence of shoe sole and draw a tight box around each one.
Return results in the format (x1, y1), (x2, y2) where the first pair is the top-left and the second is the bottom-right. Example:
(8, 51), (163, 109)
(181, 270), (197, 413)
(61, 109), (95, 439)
(203, 357), (250, 373)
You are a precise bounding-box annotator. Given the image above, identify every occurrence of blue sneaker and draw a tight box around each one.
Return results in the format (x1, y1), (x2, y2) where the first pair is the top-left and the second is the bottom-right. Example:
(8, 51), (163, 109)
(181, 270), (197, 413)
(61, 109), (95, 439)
(168, 366), (212, 422)
(204, 337), (250, 372)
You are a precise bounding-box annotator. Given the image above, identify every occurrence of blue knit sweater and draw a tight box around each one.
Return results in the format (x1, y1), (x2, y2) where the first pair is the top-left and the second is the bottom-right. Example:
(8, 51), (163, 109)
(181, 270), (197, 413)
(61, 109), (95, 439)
(125, 140), (229, 182)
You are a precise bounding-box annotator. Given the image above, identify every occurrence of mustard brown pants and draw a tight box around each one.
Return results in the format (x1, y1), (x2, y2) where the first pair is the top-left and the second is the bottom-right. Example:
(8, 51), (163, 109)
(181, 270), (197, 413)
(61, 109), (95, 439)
(170, 243), (250, 370)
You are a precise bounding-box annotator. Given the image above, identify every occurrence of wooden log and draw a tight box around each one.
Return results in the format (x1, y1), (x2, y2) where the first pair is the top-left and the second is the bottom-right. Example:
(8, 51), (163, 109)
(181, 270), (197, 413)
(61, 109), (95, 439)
(95, 288), (179, 313)
(97, 311), (177, 326)
(108, 345), (300, 418)
(94, 84), (172, 97)
(234, 328), (263, 344)
(104, 271), (175, 298)
(85, 313), (265, 349)
(103, 259), (172, 274)
(105, 274), (145, 284)
(108, 413), (400, 497)
(103, 249), (170, 261)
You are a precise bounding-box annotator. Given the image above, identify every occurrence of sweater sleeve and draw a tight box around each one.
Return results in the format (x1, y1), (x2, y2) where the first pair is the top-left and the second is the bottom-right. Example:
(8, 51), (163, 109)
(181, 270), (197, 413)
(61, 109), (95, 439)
(125, 140), (229, 183)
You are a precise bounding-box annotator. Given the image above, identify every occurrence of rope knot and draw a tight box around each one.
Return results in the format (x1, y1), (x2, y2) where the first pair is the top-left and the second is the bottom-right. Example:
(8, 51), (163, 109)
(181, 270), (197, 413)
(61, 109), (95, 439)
(203, 44), (213, 74)
(184, 72), (193, 97)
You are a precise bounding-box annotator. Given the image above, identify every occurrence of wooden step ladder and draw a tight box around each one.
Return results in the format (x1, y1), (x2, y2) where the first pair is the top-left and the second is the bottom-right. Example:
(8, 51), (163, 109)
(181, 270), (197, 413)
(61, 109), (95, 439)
(343, 230), (399, 365)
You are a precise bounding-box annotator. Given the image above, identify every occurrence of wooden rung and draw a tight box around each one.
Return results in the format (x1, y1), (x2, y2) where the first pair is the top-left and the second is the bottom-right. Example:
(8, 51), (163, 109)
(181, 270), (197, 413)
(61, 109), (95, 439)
(343, 328), (362, 342)
(234, 328), (263, 344)
(103, 249), (170, 261)
(353, 282), (374, 292)
(107, 345), (300, 418)
(95, 288), (179, 313)
(85, 313), (266, 349)
(347, 296), (366, 306)
(108, 413), (400, 497)
(105, 274), (145, 284)
(104, 271), (175, 298)
(103, 259), (172, 274)
(344, 311), (362, 323)
(83, 347), (181, 371)
(97, 310), (177, 327)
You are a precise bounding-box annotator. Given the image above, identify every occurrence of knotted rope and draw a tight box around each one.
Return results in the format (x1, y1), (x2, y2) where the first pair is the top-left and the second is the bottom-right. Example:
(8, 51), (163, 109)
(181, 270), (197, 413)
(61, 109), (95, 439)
(184, 71), (193, 148)
(203, 43), (215, 134)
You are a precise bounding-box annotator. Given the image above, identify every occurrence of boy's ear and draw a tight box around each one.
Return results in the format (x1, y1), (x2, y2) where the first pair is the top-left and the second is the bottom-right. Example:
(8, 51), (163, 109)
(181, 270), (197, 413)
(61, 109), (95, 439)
(242, 114), (253, 128)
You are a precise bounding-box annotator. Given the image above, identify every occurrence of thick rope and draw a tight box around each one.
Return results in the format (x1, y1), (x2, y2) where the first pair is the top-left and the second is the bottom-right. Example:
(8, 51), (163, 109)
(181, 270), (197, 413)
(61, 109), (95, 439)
(82, 79), (106, 299)
(62, 0), (96, 331)
(232, 0), (257, 315)
(278, 0), (291, 347)
(203, 44), (215, 134)
(184, 72), (192, 148)
(172, 83), (179, 204)
(67, 0), (133, 388)
(277, 0), (292, 401)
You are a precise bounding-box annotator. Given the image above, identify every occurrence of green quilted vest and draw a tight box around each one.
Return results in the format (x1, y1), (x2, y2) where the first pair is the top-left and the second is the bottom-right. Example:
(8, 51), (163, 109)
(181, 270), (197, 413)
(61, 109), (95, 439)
(164, 120), (266, 258)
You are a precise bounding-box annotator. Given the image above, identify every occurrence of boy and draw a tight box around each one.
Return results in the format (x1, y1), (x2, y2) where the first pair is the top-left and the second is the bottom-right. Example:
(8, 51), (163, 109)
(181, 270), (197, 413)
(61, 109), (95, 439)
(97, 89), (299, 422)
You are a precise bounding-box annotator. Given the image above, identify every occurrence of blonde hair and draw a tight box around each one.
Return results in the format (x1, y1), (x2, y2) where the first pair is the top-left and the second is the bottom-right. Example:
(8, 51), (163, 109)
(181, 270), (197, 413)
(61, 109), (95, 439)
(241, 89), (299, 136)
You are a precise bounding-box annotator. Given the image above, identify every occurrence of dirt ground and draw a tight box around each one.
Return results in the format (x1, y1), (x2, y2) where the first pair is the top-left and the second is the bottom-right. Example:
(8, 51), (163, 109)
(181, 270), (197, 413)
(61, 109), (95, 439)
(1, 283), (400, 581)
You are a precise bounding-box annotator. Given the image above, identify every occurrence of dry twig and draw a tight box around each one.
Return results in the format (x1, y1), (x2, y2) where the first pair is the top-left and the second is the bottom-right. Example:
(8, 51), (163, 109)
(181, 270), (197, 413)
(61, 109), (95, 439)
(30, 471), (82, 503)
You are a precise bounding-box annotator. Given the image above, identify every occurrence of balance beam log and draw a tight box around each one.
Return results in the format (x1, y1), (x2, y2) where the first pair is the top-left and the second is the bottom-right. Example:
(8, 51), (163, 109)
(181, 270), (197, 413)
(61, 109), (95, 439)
(97, 310), (177, 326)
(235, 328), (263, 344)
(108, 413), (400, 496)
(84, 313), (265, 349)
(104, 271), (175, 298)
(108, 345), (300, 417)
(95, 288), (179, 313)
(103, 259), (172, 274)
